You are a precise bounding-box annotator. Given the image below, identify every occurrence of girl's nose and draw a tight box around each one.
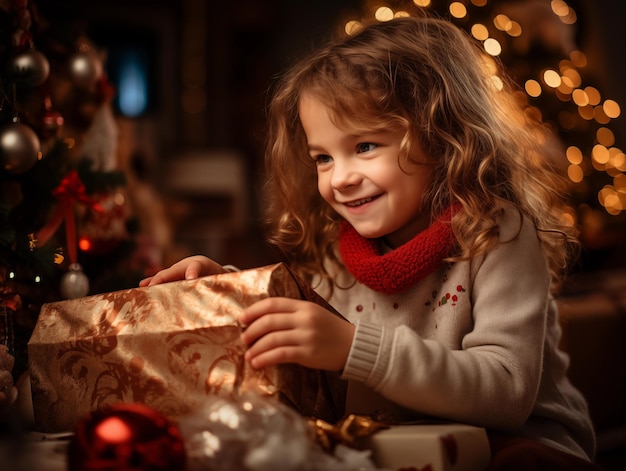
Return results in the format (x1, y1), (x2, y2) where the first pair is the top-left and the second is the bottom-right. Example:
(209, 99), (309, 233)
(331, 159), (362, 190)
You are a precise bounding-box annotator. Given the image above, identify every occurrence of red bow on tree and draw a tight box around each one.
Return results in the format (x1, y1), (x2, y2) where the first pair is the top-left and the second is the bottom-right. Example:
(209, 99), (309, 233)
(37, 170), (103, 265)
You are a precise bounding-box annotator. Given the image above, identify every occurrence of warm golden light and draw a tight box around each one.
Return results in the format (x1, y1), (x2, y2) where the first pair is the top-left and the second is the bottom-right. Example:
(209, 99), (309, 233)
(567, 164), (584, 183)
(493, 14), (510, 31)
(578, 105), (594, 120)
(560, 75), (574, 88)
(609, 153), (624, 174)
(561, 210), (576, 227)
(525, 79), (542, 97)
(375, 6), (394, 22)
(551, 0), (570, 17)
(113, 192), (125, 206)
(394, 10), (410, 18)
(413, 0), (431, 7)
(570, 50), (587, 67)
(599, 185), (623, 214)
(593, 106), (610, 125)
(559, 59), (572, 71)
(345, 20), (362, 36)
(483, 38), (501, 56)
(561, 68), (581, 88)
(560, 8), (577, 25)
(555, 89), (570, 102)
(598, 186), (611, 204)
(592, 144), (610, 165)
(605, 196), (621, 213)
(481, 55), (499, 76)
(525, 106), (543, 123)
(585, 86), (601, 105)
(557, 81), (573, 95)
(506, 21), (522, 37)
(490, 75), (504, 91)
(471, 23), (489, 41)
(543, 69), (561, 88)
(603, 99), (621, 119)
(606, 165), (621, 178)
(596, 128), (615, 147)
(572, 89), (589, 106)
(449, 2), (467, 19)
(611, 150), (626, 171)
(592, 157), (606, 172)
(470, 0), (487, 6)
(566, 146), (583, 165)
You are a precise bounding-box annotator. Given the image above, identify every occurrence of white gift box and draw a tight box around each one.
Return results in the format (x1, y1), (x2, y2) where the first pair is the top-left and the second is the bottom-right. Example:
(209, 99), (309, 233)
(366, 423), (490, 471)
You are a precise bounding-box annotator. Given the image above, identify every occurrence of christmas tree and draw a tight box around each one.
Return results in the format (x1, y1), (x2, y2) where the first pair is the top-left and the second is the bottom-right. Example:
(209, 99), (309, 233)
(0, 0), (155, 392)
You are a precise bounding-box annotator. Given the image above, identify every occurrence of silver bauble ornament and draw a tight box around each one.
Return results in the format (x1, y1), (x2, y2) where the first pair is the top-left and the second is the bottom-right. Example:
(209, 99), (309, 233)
(5, 49), (50, 87)
(60, 263), (90, 299)
(0, 122), (40, 174)
(68, 52), (103, 88)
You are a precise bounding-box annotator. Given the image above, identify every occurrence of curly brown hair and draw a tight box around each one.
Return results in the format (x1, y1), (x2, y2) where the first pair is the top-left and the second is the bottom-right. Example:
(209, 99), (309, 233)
(261, 15), (579, 292)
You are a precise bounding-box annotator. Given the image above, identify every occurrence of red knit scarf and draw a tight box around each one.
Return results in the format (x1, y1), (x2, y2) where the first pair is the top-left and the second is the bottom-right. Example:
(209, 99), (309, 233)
(338, 206), (458, 294)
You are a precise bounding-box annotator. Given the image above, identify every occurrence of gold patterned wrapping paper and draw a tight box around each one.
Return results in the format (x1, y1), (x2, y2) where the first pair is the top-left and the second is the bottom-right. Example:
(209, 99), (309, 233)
(28, 263), (347, 432)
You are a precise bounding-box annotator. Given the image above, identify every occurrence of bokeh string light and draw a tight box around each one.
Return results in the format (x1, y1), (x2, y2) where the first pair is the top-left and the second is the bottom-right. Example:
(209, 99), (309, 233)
(345, 0), (625, 217)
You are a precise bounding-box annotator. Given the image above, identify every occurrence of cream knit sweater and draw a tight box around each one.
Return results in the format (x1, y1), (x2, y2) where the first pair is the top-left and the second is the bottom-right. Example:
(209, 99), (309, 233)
(316, 208), (596, 461)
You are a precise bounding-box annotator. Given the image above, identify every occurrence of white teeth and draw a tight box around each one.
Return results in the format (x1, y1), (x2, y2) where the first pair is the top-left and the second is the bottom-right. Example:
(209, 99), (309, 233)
(346, 197), (373, 207)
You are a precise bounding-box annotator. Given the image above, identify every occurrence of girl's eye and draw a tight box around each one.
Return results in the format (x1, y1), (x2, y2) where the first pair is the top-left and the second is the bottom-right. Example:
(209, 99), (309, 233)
(314, 154), (333, 164)
(357, 143), (377, 153)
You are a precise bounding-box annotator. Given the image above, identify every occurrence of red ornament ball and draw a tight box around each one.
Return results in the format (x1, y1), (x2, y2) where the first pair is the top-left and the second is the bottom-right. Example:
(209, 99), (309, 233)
(68, 403), (186, 471)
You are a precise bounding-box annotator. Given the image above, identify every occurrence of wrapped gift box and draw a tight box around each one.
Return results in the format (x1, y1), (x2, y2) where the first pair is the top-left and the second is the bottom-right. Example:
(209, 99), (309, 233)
(365, 423), (490, 471)
(28, 263), (347, 432)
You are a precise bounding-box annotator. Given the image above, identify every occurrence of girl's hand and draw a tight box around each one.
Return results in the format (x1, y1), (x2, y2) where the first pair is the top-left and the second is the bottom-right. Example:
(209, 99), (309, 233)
(139, 255), (226, 287)
(239, 297), (355, 371)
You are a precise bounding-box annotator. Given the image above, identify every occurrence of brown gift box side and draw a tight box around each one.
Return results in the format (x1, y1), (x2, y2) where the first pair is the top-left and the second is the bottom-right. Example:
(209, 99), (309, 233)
(28, 263), (347, 432)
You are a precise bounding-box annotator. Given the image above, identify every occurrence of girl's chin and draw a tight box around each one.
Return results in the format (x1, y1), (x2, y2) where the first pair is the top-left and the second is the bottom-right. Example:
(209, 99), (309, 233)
(351, 224), (415, 247)
(350, 225), (388, 240)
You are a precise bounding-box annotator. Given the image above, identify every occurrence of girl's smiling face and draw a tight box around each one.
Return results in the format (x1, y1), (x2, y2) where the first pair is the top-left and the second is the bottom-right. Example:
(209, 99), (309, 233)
(299, 94), (434, 248)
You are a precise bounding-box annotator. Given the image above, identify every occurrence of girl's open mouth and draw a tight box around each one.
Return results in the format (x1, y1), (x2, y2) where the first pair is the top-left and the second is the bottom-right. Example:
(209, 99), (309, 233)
(346, 195), (379, 207)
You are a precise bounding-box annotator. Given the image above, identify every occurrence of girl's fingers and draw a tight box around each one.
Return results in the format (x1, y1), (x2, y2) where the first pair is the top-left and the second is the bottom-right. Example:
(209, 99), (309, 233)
(240, 311), (295, 346)
(246, 345), (302, 370)
(239, 297), (297, 326)
(139, 256), (226, 287)
(244, 329), (302, 368)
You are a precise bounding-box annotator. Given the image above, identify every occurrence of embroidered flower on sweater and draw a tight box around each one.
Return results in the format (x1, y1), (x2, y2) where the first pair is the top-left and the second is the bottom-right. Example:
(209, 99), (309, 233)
(438, 284), (466, 307)
(428, 284), (466, 310)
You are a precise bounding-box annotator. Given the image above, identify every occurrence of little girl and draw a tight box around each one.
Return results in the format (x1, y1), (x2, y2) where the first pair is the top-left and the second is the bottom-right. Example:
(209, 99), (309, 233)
(142, 15), (599, 469)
